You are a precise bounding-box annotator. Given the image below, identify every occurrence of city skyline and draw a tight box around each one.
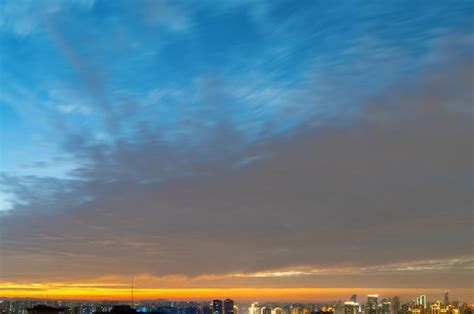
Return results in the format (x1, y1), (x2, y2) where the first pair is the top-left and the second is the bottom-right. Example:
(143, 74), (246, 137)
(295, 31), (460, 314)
(1, 0), (473, 302)
(2, 290), (472, 314)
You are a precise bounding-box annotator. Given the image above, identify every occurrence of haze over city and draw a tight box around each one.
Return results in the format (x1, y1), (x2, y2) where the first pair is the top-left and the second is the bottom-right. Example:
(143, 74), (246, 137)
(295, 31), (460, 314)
(0, 0), (473, 303)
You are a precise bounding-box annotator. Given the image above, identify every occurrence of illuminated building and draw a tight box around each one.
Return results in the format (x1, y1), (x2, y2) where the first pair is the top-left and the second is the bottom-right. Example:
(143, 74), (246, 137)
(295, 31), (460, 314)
(213, 301), (223, 314)
(291, 307), (299, 314)
(224, 300), (234, 314)
(343, 302), (359, 314)
(431, 303), (440, 314)
(249, 303), (260, 314)
(366, 295), (378, 314)
(320, 306), (335, 314)
(446, 306), (459, 314)
(262, 308), (271, 314)
(417, 296), (427, 309)
(444, 292), (450, 306)
(382, 300), (392, 314)
(303, 308), (311, 314)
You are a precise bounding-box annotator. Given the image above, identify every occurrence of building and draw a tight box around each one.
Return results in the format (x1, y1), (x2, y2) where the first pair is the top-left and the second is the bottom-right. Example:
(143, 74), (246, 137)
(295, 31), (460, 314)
(0, 301), (11, 314)
(213, 301), (223, 314)
(249, 303), (259, 314)
(343, 302), (359, 314)
(223, 300), (234, 314)
(27, 306), (68, 314)
(366, 296), (378, 314)
(416, 296), (427, 309)
(272, 307), (284, 314)
(392, 297), (400, 314)
(444, 292), (450, 306)
(431, 303), (441, 314)
(382, 300), (392, 314)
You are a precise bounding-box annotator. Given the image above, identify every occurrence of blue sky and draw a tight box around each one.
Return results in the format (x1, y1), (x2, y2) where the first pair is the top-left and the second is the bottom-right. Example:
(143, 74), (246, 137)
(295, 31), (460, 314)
(1, 0), (472, 183)
(0, 0), (473, 296)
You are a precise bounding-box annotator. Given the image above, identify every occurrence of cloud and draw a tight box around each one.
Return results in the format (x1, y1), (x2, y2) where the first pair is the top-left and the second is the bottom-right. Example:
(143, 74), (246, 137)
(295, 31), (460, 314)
(0, 0), (94, 36)
(1, 43), (472, 290)
(57, 104), (92, 115)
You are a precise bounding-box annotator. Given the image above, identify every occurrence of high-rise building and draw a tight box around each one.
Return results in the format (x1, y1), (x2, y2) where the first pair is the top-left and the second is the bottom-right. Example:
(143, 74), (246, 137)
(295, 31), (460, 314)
(351, 296), (358, 303)
(223, 300), (234, 314)
(213, 301), (223, 314)
(366, 295), (378, 314)
(431, 303), (440, 314)
(249, 303), (259, 314)
(382, 300), (392, 314)
(444, 292), (450, 306)
(392, 297), (400, 314)
(263, 308), (272, 314)
(343, 302), (359, 314)
(417, 296), (427, 309)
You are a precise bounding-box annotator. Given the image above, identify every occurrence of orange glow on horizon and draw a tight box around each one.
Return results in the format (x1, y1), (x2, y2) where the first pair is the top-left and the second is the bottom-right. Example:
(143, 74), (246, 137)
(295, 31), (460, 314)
(1, 283), (471, 302)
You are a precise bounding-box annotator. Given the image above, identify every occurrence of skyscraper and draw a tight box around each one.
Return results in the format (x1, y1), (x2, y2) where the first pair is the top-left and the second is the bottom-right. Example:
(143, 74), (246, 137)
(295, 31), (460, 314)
(223, 300), (234, 314)
(249, 303), (259, 314)
(351, 296), (357, 303)
(365, 295), (378, 314)
(417, 296), (427, 309)
(213, 301), (223, 314)
(392, 297), (400, 314)
(444, 292), (450, 306)
(344, 302), (359, 314)
(382, 300), (391, 314)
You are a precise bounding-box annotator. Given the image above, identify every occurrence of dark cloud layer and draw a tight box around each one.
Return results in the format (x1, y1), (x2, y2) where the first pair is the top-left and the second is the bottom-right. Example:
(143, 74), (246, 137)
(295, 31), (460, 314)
(1, 46), (472, 291)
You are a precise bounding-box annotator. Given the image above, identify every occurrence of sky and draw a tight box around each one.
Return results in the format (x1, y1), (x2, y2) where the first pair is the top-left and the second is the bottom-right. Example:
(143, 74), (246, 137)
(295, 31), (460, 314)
(0, 0), (473, 303)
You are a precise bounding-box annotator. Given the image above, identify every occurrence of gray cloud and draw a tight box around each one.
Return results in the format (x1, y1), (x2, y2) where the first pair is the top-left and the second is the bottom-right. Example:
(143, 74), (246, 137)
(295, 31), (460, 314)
(1, 49), (473, 289)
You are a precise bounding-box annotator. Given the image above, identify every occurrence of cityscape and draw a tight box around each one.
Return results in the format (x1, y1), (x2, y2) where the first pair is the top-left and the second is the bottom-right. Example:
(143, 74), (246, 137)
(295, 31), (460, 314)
(0, 0), (473, 308)
(1, 293), (473, 314)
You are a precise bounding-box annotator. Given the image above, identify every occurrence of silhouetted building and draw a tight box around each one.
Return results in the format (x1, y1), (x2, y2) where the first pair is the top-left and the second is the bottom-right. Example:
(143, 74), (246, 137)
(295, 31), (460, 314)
(444, 292), (450, 306)
(27, 305), (68, 314)
(213, 301), (223, 314)
(224, 300), (234, 314)
(203, 306), (212, 314)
